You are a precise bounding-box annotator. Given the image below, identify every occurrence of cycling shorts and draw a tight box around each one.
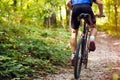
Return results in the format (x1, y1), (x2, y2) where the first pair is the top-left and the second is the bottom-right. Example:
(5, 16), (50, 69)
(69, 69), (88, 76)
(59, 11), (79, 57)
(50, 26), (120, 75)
(71, 4), (96, 29)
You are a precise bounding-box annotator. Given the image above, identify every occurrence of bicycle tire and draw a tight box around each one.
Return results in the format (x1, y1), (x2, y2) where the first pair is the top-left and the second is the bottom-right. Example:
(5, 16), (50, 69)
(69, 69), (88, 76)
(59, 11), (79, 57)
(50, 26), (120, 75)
(84, 28), (90, 69)
(74, 28), (89, 79)
(84, 46), (89, 69)
(74, 38), (83, 79)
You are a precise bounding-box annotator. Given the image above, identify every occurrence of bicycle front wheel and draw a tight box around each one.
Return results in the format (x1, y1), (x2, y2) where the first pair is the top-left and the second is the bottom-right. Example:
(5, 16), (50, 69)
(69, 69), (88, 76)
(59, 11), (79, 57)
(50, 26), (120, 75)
(74, 38), (83, 79)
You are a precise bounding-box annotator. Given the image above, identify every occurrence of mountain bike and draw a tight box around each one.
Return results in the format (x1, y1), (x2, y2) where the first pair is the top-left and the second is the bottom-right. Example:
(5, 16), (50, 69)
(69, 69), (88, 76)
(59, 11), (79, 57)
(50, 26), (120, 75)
(74, 13), (93, 79)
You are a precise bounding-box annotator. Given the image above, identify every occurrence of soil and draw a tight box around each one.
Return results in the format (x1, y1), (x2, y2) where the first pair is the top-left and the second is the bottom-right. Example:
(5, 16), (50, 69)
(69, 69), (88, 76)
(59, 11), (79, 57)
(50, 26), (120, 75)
(35, 31), (120, 80)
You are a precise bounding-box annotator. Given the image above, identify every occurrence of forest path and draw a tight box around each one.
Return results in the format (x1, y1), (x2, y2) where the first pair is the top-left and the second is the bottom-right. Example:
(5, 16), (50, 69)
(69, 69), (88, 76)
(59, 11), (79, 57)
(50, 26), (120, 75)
(37, 31), (120, 80)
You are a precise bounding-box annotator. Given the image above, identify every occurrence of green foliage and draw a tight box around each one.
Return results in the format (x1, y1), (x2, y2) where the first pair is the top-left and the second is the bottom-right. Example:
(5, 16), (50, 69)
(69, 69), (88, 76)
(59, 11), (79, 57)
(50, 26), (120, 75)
(0, 22), (71, 79)
(22, 57), (56, 75)
(0, 56), (34, 80)
(97, 23), (120, 37)
(0, 0), (120, 79)
(112, 73), (119, 80)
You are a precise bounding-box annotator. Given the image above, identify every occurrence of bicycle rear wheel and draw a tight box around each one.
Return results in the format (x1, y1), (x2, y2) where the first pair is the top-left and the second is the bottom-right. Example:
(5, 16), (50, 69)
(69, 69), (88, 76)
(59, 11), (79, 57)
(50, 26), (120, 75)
(84, 30), (90, 69)
(84, 47), (89, 69)
(74, 38), (83, 79)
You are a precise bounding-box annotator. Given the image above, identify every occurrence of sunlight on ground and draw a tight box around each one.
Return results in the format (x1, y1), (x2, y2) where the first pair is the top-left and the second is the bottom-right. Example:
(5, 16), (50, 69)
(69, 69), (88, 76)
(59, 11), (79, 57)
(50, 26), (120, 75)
(98, 32), (107, 37)
(100, 33), (107, 37)
(113, 42), (120, 46)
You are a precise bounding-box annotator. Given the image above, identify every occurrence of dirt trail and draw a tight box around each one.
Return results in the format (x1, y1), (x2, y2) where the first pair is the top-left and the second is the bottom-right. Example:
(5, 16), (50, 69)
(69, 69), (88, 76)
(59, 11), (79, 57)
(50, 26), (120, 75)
(36, 32), (120, 80)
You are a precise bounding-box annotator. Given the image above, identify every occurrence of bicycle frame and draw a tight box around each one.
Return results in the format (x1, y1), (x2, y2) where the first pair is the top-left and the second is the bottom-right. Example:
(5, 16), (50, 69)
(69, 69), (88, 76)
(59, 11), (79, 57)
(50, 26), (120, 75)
(74, 13), (104, 79)
(74, 13), (91, 79)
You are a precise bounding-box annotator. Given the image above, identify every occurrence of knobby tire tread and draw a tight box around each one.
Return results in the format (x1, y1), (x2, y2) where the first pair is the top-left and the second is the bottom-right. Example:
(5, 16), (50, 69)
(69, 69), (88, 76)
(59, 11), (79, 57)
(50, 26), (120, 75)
(74, 38), (83, 79)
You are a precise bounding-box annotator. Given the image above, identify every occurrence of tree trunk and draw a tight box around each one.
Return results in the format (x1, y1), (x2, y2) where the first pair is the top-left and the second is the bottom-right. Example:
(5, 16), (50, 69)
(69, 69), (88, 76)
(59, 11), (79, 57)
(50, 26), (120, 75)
(114, 4), (118, 31)
(60, 6), (63, 26)
(66, 6), (70, 26)
(21, 0), (23, 10)
(13, 0), (17, 11)
(50, 13), (57, 27)
(108, 0), (111, 23)
(43, 17), (49, 28)
(43, 13), (57, 28)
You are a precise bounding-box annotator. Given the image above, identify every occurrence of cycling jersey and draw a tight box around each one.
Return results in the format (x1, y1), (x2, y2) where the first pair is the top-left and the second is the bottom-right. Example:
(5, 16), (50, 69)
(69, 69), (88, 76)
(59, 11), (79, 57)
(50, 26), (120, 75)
(72, 0), (91, 5)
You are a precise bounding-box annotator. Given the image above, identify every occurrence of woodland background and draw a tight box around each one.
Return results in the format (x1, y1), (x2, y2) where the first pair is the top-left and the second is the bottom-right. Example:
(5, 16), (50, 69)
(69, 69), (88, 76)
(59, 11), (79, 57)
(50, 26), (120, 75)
(0, 0), (120, 79)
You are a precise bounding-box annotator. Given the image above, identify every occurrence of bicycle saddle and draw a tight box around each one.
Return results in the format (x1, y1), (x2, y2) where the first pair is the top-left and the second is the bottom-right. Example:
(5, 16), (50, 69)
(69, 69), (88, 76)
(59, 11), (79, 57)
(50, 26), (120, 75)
(78, 13), (93, 25)
(79, 13), (90, 19)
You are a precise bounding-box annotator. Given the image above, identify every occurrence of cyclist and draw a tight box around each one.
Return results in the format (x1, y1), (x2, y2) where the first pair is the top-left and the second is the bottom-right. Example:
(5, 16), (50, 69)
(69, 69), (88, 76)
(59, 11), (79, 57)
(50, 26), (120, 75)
(66, 0), (104, 66)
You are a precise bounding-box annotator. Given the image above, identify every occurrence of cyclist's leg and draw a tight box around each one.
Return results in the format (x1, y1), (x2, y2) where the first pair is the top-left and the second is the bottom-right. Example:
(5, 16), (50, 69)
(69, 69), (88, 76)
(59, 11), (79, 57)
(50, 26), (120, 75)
(70, 5), (81, 65)
(90, 24), (97, 37)
(89, 24), (97, 51)
(70, 29), (79, 66)
(87, 6), (97, 51)
(70, 28), (78, 54)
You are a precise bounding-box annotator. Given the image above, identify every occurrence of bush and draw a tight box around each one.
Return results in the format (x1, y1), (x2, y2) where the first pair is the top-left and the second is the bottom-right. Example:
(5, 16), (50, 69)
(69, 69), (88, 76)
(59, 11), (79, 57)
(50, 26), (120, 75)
(0, 56), (34, 80)
(0, 24), (71, 79)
